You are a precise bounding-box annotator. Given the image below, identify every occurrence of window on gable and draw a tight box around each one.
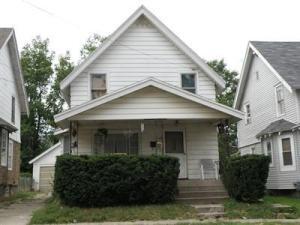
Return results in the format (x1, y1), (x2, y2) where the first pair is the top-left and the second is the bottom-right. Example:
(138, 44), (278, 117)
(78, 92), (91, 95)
(11, 96), (15, 124)
(244, 103), (251, 125)
(275, 84), (285, 116)
(0, 129), (8, 167)
(181, 74), (196, 93)
(91, 74), (106, 99)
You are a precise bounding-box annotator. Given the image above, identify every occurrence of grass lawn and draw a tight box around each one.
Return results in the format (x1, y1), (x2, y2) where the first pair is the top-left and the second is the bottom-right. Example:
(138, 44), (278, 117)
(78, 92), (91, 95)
(30, 198), (198, 224)
(225, 195), (300, 219)
(0, 191), (36, 207)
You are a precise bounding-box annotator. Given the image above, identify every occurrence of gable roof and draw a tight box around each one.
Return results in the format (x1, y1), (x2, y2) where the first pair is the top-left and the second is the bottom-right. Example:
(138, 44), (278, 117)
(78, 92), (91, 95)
(60, 6), (225, 94)
(29, 142), (61, 164)
(0, 28), (29, 115)
(234, 41), (297, 109)
(256, 119), (296, 138)
(55, 77), (243, 125)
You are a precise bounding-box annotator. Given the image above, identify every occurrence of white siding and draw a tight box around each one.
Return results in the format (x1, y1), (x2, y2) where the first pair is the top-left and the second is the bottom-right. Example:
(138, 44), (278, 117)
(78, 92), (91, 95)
(237, 55), (298, 148)
(70, 16), (216, 107)
(0, 44), (21, 142)
(76, 120), (218, 179)
(72, 87), (227, 121)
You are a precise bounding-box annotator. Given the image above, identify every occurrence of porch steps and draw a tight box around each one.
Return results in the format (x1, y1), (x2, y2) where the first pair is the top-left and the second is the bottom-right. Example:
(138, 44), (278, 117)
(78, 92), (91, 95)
(176, 179), (228, 204)
(191, 204), (225, 219)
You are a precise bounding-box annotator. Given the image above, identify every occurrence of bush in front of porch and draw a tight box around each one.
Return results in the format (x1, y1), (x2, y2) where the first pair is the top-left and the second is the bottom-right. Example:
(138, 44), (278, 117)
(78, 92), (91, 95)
(54, 154), (179, 207)
(223, 154), (270, 203)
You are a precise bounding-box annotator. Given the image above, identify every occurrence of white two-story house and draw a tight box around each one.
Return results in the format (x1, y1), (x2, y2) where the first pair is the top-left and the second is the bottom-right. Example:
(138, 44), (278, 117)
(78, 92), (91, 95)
(31, 6), (242, 193)
(0, 28), (29, 196)
(235, 41), (300, 190)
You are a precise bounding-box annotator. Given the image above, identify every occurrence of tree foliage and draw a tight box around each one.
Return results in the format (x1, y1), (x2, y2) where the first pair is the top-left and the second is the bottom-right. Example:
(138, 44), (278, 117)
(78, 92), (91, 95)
(80, 33), (106, 60)
(207, 59), (239, 173)
(20, 36), (54, 172)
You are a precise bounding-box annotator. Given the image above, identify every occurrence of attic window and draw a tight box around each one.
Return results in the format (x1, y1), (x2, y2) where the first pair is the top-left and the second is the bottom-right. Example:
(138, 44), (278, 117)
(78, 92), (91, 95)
(244, 103), (251, 125)
(181, 74), (196, 93)
(91, 74), (106, 99)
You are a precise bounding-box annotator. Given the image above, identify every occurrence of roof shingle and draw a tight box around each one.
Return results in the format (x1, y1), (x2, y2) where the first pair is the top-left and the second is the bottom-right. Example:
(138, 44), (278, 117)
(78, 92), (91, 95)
(256, 119), (296, 138)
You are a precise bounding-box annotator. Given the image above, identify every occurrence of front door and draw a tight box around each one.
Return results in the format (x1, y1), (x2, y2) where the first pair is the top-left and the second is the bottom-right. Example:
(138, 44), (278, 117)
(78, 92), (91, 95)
(164, 131), (187, 179)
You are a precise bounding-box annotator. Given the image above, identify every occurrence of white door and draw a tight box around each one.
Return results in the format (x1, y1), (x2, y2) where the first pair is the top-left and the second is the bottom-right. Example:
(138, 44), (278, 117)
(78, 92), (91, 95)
(164, 131), (187, 179)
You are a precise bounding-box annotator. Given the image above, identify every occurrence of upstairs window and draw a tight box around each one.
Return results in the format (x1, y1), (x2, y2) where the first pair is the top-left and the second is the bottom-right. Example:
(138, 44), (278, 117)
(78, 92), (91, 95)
(244, 103), (251, 124)
(91, 74), (106, 99)
(11, 96), (15, 124)
(275, 84), (285, 116)
(181, 74), (196, 93)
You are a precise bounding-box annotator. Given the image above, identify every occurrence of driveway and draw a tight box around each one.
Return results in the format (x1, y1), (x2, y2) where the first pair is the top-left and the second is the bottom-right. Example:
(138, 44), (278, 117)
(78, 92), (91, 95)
(0, 195), (45, 225)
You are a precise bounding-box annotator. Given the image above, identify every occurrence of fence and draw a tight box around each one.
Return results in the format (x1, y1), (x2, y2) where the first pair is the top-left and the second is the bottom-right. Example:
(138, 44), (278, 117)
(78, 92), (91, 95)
(17, 176), (32, 192)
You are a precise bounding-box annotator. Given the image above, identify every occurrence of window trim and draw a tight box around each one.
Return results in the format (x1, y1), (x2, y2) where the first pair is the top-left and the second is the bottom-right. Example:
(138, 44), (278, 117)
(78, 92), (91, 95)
(264, 138), (274, 167)
(89, 72), (108, 100)
(8, 139), (13, 170)
(274, 83), (285, 117)
(180, 73), (198, 94)
(244, 102), (251, 125)
(11, 96), (15, 124)
(278, 134), (296, 171)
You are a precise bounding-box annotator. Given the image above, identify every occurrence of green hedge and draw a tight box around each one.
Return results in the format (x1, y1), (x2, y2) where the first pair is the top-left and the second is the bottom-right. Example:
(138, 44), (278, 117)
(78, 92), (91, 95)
(223, 154), (270, 202)
(54, 154), (180, 207)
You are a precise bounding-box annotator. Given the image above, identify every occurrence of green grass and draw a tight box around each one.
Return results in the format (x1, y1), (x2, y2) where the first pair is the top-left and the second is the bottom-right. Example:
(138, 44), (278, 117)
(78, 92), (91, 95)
(0, 191), (36, 207)
(179, 224), (300, 225)
(225, 195), (300, 219)
(30, 198), (198, 224)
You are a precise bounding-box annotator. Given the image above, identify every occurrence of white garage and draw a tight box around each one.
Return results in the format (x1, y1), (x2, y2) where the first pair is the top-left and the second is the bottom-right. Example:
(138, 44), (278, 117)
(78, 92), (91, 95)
(29, 142), (63, 192)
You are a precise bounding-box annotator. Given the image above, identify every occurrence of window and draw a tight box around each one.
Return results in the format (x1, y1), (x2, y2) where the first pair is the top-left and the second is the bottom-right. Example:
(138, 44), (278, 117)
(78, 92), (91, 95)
(165, 131), (184, 153)
(251, 147), (255, 154)
(264, 140), (273, 166)
(275, 84), (285, 116)
(278, 135), (296, 171)
(11, 96), (15, 124)
(0, 129), (8, 167)
(8, 140), (13, 170)
(91, 74), (106, 99)
(63, 135), (70, 154)
(181, 74), (196, 93)
(94, 132), (138, 155)
(244, 103), (251, 124)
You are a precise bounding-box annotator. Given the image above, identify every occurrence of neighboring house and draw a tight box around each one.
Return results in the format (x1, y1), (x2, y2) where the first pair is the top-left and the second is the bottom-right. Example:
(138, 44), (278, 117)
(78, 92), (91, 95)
(234, 41), (300, 190)
(33, 6), (243, 192)
(0, 28), (29, 196)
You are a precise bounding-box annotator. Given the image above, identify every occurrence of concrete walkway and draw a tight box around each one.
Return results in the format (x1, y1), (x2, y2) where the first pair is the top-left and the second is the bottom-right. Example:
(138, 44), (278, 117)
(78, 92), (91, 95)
(38, 218), (300, 225)
(0, 196), (45, 225)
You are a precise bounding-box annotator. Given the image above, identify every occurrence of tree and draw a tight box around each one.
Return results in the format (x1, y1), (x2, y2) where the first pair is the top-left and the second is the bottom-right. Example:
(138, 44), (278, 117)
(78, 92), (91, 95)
(80, 33), (106, 60)
(47, 51), (74, 127)
(207, 59), (239, 173)
(20, 36), (54, 172)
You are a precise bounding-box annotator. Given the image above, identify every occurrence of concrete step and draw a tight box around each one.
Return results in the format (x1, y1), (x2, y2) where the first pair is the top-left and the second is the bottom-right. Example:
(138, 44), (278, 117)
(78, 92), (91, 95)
(176, 196), (228, 204)
(178, 179), (224, 187)
(178, 190), (228, 198)
(191, 204), (224, 213)
(178, 186), (226, 192)
(197, 212), (225, 218)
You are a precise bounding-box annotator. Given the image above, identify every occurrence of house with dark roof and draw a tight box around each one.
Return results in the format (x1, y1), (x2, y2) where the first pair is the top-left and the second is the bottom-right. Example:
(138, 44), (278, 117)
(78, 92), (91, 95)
(0, 28), (29, 197)
(234, 41), (300, 190)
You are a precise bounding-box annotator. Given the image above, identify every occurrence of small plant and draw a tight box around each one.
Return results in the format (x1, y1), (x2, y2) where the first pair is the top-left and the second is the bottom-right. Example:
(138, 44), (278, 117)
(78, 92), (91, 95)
(54, 154), (179, 207)
(223, 154), (270, 202)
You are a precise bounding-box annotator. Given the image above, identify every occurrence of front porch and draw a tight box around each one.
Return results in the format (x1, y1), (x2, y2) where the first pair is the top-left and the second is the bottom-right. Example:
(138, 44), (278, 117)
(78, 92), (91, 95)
(69, 119), (220, 180)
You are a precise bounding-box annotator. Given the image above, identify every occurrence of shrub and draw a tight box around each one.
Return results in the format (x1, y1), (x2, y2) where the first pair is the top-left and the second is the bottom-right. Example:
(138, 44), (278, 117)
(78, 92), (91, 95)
(54, 154), (179, 207)
(223, 154), (270, 202)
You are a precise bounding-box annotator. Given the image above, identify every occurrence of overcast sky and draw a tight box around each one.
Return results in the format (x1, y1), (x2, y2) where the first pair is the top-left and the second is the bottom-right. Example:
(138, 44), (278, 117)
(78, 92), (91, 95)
(1, 0), (300, 72)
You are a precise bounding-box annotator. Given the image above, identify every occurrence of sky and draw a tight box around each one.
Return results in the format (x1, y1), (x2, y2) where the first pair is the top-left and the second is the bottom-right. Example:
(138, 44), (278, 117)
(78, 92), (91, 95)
(1, 0), (300, 72)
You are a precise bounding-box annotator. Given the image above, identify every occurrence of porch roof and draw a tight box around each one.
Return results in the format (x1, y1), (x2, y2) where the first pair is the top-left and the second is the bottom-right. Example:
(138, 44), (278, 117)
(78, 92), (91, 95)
(54, 78), (243, 127)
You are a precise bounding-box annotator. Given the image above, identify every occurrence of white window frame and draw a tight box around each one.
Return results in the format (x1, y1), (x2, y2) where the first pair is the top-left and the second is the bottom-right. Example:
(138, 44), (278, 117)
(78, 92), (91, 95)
(244, 103), (251, 125)
(89, 72), (108, 100)
(278, 134), (296, 171)
(180, 73), (198, 94)
(275, 83), (285, 117)
(264, 139), (274, 167)
(0, 129), (8, 167)
(8, 139), (13, 170)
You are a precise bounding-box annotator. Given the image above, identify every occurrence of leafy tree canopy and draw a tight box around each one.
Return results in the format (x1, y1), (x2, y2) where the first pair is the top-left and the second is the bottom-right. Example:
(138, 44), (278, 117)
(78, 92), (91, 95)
(80, 33), (106, 60)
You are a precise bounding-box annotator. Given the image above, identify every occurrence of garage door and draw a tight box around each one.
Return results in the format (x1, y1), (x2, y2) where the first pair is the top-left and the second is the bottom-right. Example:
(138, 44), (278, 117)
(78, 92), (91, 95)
(39, 166), (55, 193)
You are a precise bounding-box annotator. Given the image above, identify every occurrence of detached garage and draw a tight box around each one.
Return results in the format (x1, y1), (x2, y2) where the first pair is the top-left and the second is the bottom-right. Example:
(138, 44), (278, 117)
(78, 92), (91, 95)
(29, 142), (63, 192)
